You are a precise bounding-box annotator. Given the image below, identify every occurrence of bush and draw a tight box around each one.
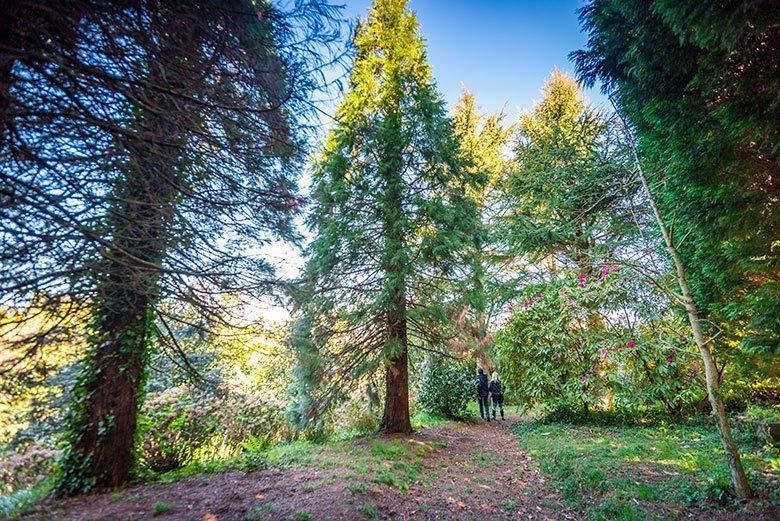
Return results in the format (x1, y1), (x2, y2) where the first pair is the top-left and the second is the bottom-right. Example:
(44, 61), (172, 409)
(138, 387), (219, 472)
(138, 385), (294, 473)
(417, 356), (473, 418)
(0, 443), (59, 495)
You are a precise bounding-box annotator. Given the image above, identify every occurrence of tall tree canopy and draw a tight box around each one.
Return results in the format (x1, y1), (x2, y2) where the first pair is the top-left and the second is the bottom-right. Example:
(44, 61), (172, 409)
(450, 89), (511, 368)
(0, 0), (339, 493)
(572, 0), (780, 359)
(291, 0), (477, 433)
(504, 71), (633, 276)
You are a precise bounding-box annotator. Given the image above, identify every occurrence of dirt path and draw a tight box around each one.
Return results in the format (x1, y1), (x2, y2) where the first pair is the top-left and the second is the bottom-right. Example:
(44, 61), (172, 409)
(27, 417), (578, 520)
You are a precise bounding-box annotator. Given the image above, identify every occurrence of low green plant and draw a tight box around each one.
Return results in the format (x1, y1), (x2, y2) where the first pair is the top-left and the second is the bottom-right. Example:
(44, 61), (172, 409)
(287, 510), (311, 521)
(417, 356), (473, 419)
(359, 504), (377, 519)
(242, 501), (275, 520)
(152, 501), (172, 515)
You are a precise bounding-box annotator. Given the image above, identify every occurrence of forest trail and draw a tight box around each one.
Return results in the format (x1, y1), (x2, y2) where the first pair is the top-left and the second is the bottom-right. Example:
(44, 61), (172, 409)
(27, 416), (580, 520)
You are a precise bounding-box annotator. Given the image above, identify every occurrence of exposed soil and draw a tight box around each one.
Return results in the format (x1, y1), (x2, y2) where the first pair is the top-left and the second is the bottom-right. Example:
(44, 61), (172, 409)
(25, 417), (576, 520)
(22, 417), (778, 520)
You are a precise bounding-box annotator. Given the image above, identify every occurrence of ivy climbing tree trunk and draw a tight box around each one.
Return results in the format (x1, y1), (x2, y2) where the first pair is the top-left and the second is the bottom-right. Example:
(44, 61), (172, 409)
(59, 32), (192, 493)
(621, 113), (753, 500)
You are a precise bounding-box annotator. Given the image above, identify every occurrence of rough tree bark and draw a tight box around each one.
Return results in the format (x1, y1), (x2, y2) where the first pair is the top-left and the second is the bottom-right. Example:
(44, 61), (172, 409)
(59, 25), (196, 492)
(381, 286), (412, 433)
(621, 114), (753, 499)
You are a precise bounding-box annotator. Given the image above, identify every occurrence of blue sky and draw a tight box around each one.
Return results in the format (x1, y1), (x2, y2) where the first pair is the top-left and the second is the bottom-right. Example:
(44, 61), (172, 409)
(336, 0), (607, 116)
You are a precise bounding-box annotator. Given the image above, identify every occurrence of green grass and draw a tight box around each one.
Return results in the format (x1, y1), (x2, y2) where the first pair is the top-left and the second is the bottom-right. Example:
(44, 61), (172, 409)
(359, 503), (377, 519)
(512, 419), (779, 520)
(152, 500), (172, 515)
(241, 501), (276, 520)
(0, 477), (56, 520)
(287, 510), (311, 521)
(473, 449), (502, 468)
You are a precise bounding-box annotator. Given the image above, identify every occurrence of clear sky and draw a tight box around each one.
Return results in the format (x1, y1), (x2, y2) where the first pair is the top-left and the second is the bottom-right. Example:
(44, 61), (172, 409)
(336, 0), (607, 117)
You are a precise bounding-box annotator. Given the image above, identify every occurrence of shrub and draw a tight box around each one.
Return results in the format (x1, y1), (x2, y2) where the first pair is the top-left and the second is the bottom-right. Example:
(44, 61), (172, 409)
(138, 386), (219, 472)
(0, 443), (59, 495)
(495, 271), (704, 417)
(417, 356), (472, 418)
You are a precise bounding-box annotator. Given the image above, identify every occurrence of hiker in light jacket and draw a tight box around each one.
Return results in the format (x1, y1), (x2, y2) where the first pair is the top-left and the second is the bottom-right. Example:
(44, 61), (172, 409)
(489, 371), (505, 421)
(476, 368), (490, 422)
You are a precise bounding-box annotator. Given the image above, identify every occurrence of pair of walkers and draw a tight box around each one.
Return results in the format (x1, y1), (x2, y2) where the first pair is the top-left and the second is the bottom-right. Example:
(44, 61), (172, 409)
(476, 368), (504, 422)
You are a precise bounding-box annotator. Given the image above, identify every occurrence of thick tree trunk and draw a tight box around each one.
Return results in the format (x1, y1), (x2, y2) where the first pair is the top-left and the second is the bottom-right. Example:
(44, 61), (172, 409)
(59, 30), (192, 493)
(380, 261), (412, 433)
(625, 121), (752, 499)
(66, 289), (153, 489)
(381, 346), (412, 434)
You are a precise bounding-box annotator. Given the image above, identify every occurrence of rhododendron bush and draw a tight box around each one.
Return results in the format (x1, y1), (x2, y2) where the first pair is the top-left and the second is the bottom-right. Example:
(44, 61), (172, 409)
(495, 269), (704, 418)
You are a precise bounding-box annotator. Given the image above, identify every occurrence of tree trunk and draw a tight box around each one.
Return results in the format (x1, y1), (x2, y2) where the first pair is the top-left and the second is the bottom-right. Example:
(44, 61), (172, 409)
(59, 28), (193, 493)
(381, 345), (412, 433)
(622, 114), (752, 499)
(380, 257), (412, 433)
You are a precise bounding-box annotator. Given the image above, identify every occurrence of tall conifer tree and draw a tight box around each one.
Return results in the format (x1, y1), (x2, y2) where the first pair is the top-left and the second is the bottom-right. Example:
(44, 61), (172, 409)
(450, 89), (510, 369)
(293, 0), (475, 433)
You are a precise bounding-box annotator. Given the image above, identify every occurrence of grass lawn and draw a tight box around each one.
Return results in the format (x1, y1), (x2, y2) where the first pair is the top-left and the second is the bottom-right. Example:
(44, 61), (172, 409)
(511, 418), (779, 520)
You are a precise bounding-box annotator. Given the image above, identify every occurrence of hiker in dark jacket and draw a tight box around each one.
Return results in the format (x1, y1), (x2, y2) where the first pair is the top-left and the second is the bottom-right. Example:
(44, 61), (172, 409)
(476, 368), (490, 422)
(488, 371), (505, 421)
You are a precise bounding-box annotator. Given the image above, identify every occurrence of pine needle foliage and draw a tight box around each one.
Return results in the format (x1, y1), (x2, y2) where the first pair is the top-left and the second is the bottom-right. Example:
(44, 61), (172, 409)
(290, 0), (478, 433)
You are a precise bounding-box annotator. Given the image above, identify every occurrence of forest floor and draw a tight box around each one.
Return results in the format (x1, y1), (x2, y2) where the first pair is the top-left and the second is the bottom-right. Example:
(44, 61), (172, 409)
(21, 414), (779, 521)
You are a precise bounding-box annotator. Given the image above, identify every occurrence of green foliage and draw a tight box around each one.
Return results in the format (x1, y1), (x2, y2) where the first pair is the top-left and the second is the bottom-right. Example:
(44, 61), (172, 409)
(512, 419), (779, 517)
(287, 510), (312, 521)
(138, 387), (219, 473)
(359, 504), (377, 519)
(504, 71), (634, 268)
(292, 0), (479, 427)
(573, 0), (780, 359)
(417, 356), (473, 418)
(496, 271), (703, 416)
(152, 501), (172, 516)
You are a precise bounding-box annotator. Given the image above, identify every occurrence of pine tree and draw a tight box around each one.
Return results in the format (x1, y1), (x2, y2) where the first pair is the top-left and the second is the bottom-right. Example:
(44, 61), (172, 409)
(0, 0), (339, 493)
(295, 0), (476, 433)
(450, 89), (511, 369)
(504, 71), (631, 276)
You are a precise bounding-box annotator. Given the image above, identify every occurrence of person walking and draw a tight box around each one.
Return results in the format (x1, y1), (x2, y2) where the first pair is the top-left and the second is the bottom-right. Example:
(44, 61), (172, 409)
(476, 368), (490, 422)
(489, 371), (505, 421)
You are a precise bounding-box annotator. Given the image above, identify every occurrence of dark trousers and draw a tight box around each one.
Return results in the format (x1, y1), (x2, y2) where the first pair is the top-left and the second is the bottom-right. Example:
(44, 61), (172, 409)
(478, 395), (490, 420)
(491, 394), (504, 419)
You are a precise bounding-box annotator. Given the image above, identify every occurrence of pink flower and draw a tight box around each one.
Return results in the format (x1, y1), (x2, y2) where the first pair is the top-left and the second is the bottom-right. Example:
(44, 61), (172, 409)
(579, 375), (589, 383)
(600, 266), (610, 279)
(646, 278), (654, 285)
(523, 299), (532, 309)
(578, 274), (587, 288)
(667, 355), (675, 363)
(567, 299), (575, 306)
(611, 265), (620, 273)
(534, 291), (542, 299)
(626, 340), (637, 348)
(679, 335), (687, 343)
(599, 348), (608, 358)
(559, 289), (568, 296)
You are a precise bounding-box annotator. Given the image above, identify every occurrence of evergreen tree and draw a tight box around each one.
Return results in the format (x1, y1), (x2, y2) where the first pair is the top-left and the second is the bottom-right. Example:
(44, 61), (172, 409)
(1, 0), (339, 493)
(294, 0), (476, 433)
(450, 89), (511, 369)
(572, 0), (779, 357)
(504, 71), (632, 277)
